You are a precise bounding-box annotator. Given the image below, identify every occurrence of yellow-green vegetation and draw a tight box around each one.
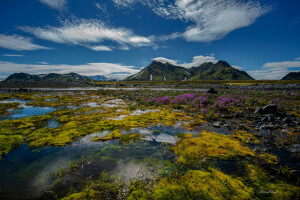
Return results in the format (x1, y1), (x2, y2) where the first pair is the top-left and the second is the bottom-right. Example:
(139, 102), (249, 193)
(0, 115), (51, 135)
(0, 102), (20, 116)
(119, 133), (141, 143)
(258, 153), (279, 165)
(93, 130), (122, 142)
(173, 131), (255, 165)
(20, 108), (193, 147)
(176, 133), (193, 139)
(60, 172), (124, 200)
(233, 130), (260, 144)
(128, 168), (252, 200)
(0, 135), (22, 159)
(245, 165), (299, 199)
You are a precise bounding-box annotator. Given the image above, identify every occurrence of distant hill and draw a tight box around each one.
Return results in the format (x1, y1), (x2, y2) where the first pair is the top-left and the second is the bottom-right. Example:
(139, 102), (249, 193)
(281, 72), (300, 80)
(125, 60), (254, 81)
(88, 75), (107, 81)
(4, 72), (91, 82)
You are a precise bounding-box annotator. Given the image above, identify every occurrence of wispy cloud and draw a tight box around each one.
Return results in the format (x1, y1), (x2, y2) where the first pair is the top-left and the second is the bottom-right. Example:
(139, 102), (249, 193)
(20, 19), (153, 51)
(38, 0), (67, 11)
(247, 60), (300, 80)
(2, 54), (24, 57)
(153, 55), (219, 68)
(112, 0), (271, 42)
(87, 45), (113, 51)
(36, 62), (49, 64)
(0, 61), (140, 79)
(0, 34), (51, 51)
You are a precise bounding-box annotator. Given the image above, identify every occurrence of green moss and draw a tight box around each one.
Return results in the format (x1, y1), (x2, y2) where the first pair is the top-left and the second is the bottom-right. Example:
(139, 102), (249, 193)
(173, 131), (255, 166)
(0, 135), (22, 159)
(0, 115), (51, 136)
(233, 130), (260, 144)
(245, 165), (300, 199)
(128, 168), (253, 200)
(258, 153), (279, 165)
(0, 102), (20, 117)
(176, 133), (193, 139)
(119, 133), (141, 143)
(93, 130), (122, 142)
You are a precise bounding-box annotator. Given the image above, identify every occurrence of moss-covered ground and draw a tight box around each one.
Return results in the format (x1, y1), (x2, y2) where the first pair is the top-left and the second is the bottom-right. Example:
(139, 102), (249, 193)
(0, 88), (299, 199)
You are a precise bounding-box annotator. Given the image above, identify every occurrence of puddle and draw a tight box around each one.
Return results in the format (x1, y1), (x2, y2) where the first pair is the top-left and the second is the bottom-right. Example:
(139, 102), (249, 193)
(0, 127), (177, 199)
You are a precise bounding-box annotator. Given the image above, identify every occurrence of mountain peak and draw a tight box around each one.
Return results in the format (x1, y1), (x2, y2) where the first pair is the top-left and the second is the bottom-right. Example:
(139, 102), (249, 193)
(125, 59), (254, 81)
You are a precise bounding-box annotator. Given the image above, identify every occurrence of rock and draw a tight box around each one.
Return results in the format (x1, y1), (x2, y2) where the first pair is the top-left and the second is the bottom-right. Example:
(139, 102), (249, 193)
(286, 112), (294, 116)
(281, 129), (289, 133)
(260, 125), (266, 130)
(266, 125), (274, 130)
(290, 144), (300, 153)
(254, 107), (262, 114)
(261, 104), (277, 114)
(207, 88), (218, 94)
(223, 124), (229, 127)
(282, 118), (293, 123)
(213, 121), (221, 127)
(261, 117), (268, 122)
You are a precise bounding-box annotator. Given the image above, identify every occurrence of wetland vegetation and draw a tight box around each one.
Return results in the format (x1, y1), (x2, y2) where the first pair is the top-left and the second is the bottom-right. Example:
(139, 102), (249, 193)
(0, 84), (299, 199)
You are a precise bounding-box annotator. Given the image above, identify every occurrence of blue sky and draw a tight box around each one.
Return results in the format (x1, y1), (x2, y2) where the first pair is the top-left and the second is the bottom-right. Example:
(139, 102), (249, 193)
(0, 0), (299, 80)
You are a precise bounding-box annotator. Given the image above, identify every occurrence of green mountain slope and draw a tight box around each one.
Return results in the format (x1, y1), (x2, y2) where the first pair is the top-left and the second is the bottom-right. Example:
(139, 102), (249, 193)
(4, 72), (91, 82)
(126, 60), (254, 81)
(281, 72), (300, 80)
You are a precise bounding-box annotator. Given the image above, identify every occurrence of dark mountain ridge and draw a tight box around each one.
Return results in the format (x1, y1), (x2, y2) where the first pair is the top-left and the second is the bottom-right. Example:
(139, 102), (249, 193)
(125, 60), (254, 81)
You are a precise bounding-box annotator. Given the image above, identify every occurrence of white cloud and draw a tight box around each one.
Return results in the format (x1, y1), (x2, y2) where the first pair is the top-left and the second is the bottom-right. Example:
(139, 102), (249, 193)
(88, 45), (113, 51)
(153, 55), (218, 68)
(36, 62), (49, 64)
(2, 54), (24, 57)
(152, 57), (178, 65)
(0, 61), (140, 79)
(0, 34), (51, 51)
(38, 0), (67, 10)
(112, 0), (270, 42)
(20, 19), (153, 51)
(247, 60), (300, 80)
(295, 57), (300, 60)
(232, 65), (243, 70)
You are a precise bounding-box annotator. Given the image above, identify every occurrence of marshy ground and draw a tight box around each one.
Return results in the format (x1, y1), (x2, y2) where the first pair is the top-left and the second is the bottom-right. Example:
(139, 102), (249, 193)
(0, 83), (299, 199)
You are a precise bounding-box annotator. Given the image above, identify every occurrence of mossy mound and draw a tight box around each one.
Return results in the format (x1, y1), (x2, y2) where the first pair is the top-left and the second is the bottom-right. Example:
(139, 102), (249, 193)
(128, 168), (253, 200)
(93, 130), (122, 142)
(173, 131), (255, 165)
(0, 135), (22, 159)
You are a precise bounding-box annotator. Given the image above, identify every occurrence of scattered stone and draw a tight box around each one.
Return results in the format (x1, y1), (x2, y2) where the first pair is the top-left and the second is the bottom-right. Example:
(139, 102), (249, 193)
(261, 104), (278, 114)
(254, 107), (262, 114)
(282, 118), (293, 123)
(207, 88), (218, 94)
(286, 112), (294, 117)
(290, 144), (300, 153)
(213, 121), (221, 127)
(266, 125), (274, 130)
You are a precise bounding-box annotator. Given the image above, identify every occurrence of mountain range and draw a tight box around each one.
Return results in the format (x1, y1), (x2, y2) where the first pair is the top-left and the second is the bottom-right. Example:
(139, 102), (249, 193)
(281, 71), (300, 80)
(4, 72), (91, 82)
(125, 60), (254, 81)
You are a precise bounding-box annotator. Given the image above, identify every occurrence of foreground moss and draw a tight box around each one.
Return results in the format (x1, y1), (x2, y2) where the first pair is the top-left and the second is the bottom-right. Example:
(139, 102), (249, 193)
(128, 168), (253, 200)
(0, 135), (22, 159)
(173, 131), (255, 166)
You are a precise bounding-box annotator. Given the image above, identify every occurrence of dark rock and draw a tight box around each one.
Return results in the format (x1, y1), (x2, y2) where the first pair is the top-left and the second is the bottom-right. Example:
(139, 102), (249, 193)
(266, 125), (274, 130)
(254, 107), (262, 114)
(282, 118), (293, 123)
(286, 112), (294, 117)
(261, 117), (268, 122)
(261, 104), (277, 114)
(290, 144), (300, 153)
(207, 88), (218, 94)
